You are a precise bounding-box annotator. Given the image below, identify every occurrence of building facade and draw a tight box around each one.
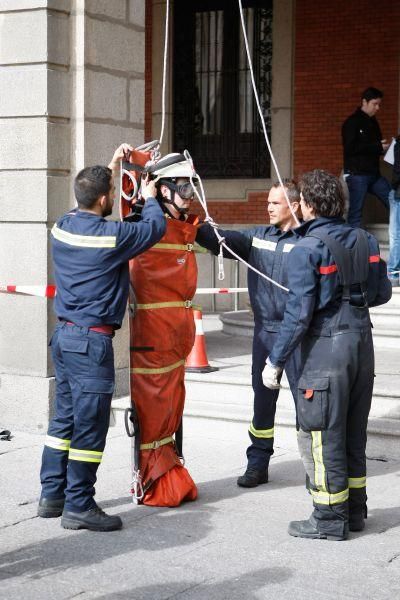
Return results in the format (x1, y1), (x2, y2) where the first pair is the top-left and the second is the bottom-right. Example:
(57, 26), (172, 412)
(0, 0), (399, 429)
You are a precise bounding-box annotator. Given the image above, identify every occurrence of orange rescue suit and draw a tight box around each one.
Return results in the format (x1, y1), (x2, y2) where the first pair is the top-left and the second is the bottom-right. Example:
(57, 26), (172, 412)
(129, 214), (199, 506)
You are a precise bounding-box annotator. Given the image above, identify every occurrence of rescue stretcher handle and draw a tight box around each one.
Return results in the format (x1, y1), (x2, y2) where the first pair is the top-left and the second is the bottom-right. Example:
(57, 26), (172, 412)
(124, 407), (137, 438)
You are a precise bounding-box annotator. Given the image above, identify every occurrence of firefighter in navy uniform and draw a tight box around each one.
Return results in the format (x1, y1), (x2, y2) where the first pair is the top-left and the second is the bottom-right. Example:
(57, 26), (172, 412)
(38, 144), (166, 532)
(196, 181), (302, 487)
(264, 169), (392, 541)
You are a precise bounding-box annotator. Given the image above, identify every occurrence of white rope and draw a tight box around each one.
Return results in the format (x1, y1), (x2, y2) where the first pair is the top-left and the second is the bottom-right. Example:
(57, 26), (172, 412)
(237, 0), (300, 227)
(159, 0), (170, 147)
(184, 150), (289, 292)
(131, 469), (144, 503)
(156, 2), (294, 294)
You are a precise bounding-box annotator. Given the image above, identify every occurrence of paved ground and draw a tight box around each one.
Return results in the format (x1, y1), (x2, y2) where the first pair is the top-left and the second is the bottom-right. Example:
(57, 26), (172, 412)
(1, 416), (400, 600)
(1, 315), (400, 600)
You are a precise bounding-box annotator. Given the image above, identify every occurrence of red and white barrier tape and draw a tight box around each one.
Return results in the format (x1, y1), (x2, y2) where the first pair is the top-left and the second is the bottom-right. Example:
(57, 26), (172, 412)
(194, 287), (248, 295)
(0, 285), (248, 298)
(0, 285), (57, 298)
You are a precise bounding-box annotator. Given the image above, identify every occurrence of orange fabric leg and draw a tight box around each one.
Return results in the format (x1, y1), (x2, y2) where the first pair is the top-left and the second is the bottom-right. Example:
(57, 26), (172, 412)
(130, 349), (197, 507)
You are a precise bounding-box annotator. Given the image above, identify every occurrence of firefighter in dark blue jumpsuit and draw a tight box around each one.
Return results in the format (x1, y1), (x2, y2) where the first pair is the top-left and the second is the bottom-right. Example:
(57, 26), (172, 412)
(264, 169), (392, 540)
(196, 181), (302, 487)
(38, 144), (166, 531)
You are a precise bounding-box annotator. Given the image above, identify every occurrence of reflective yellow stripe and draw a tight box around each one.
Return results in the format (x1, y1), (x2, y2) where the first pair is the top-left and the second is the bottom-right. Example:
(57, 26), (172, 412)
(136, 301), (192, 310)
(153, 242), (194, 251)
(140, 436), (174, 450)
(194, 243), (208, 254)
(348, 476), (366, 489)
(311, 431), (326, 491)
(45, 435), (71, 452)
(311, 488), (349, 505)
(52, 225), (116, 248)
(131, 359), (185, 375)
(249, 422), (274, 439)
(68, 448), (103, 463)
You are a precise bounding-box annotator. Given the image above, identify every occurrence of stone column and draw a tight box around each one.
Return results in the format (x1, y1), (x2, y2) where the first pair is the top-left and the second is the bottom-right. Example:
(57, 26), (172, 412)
(0, 0), (146, 431)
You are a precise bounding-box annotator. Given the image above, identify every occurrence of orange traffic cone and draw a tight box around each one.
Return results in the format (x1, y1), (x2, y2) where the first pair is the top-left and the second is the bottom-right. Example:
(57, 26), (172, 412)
(185, 309), (218, 373)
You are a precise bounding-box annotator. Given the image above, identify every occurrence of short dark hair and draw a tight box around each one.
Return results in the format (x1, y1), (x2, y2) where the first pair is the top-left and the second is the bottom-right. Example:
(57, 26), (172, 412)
(272, 178), (300, 203)
(299, 170), (345, 218)
(74, 165), (112, 208)
(361, 87), (383, 102)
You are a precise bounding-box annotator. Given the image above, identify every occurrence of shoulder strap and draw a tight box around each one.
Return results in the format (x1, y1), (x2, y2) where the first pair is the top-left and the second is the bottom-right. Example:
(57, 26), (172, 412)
(307, 228), (370, 302)
(306, 230), (351, 286)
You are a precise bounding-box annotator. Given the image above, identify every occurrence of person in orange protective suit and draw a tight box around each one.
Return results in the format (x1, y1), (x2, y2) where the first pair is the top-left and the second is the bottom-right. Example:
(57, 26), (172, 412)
(127, 153), (200, 506)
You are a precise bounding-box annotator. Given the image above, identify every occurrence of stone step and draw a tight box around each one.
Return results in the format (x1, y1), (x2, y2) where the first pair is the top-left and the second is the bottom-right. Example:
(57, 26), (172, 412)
(111, 376), (400, 437)
(111, 311), (400, 439)
(222, 294), (400, 346)
(370, 306), (400, 329)
(366, 223), (389, 244)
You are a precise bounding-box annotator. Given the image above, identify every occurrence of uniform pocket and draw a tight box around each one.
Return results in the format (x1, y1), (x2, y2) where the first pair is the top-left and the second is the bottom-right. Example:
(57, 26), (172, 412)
(59, 337), (89, 354)
(88, 335), (109, 366)
(77, 378), (115, 423)
(297, 376), (330, 431)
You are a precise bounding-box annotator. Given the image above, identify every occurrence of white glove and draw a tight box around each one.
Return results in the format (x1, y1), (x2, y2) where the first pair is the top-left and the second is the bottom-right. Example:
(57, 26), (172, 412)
(262, 357), (283, 389)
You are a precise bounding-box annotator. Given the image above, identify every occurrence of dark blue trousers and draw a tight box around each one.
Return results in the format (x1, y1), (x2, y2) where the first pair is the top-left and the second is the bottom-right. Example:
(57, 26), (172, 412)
(346, 174), (390, 228)
(40, 323), (115, 512)
(246, 324), (300, 470)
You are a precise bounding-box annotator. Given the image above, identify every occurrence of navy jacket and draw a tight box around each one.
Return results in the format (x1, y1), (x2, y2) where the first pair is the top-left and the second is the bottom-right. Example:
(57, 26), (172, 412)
(52, 199), (166, 329)
(269, 217), (392, 367)
(196, 223), (300, 330)
(342, 107), (384, 176)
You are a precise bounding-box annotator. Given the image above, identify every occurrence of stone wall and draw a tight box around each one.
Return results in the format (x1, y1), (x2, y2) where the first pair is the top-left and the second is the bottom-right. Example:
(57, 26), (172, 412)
(0, 0), (146, 430)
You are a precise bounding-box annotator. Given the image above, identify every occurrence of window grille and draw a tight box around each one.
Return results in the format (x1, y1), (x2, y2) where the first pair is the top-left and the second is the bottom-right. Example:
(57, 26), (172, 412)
(174, 0), (273, 179)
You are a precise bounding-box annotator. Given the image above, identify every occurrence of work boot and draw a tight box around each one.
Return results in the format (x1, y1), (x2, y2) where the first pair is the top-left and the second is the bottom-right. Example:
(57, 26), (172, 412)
(288, 518), (348, 541)
(237, 467), (268, 488)
(349, 516), (365, 532)
(37, 496), (65, 518)
(61, 505), (122, 532)
(349, 506), (367, 531)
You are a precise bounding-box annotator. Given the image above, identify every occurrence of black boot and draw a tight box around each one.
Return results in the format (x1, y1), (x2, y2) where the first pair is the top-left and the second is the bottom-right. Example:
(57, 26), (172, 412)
(37, 496), (65, 518)
(61, 505), (122, 532)
(237, 467), (268, 488)
(288, 518), (348, 541)
(349, 505), (367, 531)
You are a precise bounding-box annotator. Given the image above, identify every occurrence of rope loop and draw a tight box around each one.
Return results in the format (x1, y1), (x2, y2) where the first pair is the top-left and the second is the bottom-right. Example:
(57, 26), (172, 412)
(131, 469), (144, 503)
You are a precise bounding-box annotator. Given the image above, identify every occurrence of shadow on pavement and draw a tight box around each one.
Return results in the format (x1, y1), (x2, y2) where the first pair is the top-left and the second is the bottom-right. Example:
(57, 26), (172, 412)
(102, 452), (400, 511)
(84, 566), (293, 600)
(1, 456), (398, 581)
(0, 504), (216, 582)
(352, 505), (400, 537)
(0, 468), (298, 583)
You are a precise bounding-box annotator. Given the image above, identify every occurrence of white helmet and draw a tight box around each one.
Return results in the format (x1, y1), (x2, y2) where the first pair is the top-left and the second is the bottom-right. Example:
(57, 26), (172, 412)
(147, 153), (195, 182)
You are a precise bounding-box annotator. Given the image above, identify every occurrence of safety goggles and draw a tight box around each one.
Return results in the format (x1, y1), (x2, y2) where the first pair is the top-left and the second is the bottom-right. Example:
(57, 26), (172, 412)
(158, 179), (197, 200)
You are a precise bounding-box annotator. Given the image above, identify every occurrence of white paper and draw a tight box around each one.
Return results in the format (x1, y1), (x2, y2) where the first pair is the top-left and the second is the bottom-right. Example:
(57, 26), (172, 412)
(384, 137), (396, 165)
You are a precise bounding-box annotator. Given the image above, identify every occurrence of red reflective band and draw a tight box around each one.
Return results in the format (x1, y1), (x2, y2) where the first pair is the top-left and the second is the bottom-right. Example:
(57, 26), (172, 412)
(45, 285), (57, 298)
(320, 257), (379, 274)
(6, 286), (16, 292)
(218, 288), (229, 293)
(319, 264), (338, 275)
(304, 389), (314, 399)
